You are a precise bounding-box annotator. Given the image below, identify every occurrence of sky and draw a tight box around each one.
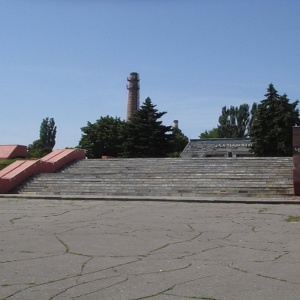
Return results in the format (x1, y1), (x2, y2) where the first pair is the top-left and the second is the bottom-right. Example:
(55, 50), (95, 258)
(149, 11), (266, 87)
(1, 0), (300, 149)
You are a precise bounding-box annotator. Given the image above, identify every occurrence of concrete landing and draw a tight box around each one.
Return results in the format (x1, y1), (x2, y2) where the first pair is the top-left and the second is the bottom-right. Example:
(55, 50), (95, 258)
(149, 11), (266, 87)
(1, 197), (300, 299)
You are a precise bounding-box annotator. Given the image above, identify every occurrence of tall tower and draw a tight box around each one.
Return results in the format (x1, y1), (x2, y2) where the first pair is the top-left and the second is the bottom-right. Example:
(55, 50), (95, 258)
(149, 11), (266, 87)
(173, 120), (179, 129)
(126, 72), (140, 120)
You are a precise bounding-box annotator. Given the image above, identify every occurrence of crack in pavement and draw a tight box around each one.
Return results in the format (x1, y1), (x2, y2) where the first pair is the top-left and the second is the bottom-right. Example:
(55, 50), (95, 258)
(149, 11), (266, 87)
(131, 275), (215, 300)
(131, 285), (176, 300)
(227, 262), (248, 273)
(229, 243), (287, 254)
(3, 258), (142, 299)
(48, 275), (128, 300)
(256, 273), (287, 282)
(227, 262), (300, 285)
(2, 200), (300, 299)
(72, 277), (129, 299)
(174, 245), (225, 260)
(9, 215), (27, 224)
(0, 254), (61, 265)
(42, 210), (71, 218)
(131, 263), (193, 277)
(149, 232), (203, 254)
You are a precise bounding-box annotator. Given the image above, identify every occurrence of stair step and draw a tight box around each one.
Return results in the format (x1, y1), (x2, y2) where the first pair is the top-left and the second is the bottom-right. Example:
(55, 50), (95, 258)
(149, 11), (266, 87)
(14, 157), (294, 198)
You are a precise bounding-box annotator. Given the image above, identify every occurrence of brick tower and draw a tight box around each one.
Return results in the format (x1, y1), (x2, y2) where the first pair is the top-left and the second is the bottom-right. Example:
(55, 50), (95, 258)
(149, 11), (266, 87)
(126, 72), (140, 120)
(173, 120), (179, 129)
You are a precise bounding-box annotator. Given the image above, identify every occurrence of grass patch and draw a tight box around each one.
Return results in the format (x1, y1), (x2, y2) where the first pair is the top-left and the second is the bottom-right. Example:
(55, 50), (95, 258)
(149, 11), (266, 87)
(285, 216), (300, 223)
(0, 158), (23, 171)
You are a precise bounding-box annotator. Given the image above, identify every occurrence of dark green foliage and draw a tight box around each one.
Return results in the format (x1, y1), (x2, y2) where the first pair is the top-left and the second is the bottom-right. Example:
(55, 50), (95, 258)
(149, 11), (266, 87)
(78, 98), (188, 158)
(218, 104), (250, 138)
(168, 127), (189, 157)
(27, 140), (47, 158)
(250, 84), (299, 156)
(27, 117), (57, 158)
(121, 98), (173, 157)
(199, 127), (220, 138)
(40, 118), (56, 149)
(78, 116), (125, 158)
(200, 104), (251, 139)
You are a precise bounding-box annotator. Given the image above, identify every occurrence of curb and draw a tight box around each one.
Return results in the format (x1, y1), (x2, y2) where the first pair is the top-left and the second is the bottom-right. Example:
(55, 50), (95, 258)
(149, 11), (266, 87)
(1, 194), (300, 204)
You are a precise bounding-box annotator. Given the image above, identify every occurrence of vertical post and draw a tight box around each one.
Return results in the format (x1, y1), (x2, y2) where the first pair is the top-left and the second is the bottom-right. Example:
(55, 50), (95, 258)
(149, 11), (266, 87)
(293, 126), (300, 195)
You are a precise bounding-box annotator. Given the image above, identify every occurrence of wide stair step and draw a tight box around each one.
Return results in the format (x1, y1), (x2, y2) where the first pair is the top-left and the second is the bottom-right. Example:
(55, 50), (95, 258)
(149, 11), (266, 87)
(14, 157), (294, 198)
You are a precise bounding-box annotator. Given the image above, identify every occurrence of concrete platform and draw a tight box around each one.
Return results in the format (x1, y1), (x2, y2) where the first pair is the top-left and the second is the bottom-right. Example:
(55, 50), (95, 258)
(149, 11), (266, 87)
(1, 197), (300, 300)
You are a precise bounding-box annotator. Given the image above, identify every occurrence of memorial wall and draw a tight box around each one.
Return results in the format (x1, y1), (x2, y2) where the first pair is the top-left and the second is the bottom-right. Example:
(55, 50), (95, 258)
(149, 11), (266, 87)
(181, 138), (253, 158)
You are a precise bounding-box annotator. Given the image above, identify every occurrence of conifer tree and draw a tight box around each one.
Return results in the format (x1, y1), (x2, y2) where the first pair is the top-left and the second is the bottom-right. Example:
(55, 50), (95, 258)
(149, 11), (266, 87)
(168, 126), (189, 157)
(121, 97), (172, 157)
(250, 84), (299, 156)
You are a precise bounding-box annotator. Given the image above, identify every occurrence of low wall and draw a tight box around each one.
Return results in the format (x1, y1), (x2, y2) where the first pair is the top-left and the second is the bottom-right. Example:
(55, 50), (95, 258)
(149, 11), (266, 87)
(0, 148), (85, 193)
(0, 145), (27, 159)
(40, 149), (86, 172)
(0, 160), (41, 193)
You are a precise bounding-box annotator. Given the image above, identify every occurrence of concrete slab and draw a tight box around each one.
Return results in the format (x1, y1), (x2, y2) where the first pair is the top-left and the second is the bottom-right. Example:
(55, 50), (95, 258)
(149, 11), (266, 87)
(0, 198), (300, 299)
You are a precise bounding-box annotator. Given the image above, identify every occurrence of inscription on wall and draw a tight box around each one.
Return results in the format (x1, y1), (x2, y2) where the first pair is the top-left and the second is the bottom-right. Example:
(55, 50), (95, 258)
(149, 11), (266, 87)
(214, 143), (252, 148)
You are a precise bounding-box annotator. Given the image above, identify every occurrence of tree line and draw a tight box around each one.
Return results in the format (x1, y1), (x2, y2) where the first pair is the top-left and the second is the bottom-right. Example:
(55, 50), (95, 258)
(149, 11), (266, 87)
(78, 97), (188, 158)
(199, 83), (299, 156)
(27, 83), (299, 158)
(27, 98), (188, 159)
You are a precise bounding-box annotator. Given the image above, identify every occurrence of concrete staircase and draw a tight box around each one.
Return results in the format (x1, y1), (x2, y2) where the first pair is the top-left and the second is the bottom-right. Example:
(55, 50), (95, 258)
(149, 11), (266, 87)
(14, 157), (294, 198)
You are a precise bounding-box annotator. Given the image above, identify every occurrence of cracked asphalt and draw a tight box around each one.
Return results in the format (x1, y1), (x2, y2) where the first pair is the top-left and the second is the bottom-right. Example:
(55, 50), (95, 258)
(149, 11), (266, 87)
(1, 198), (300, 300)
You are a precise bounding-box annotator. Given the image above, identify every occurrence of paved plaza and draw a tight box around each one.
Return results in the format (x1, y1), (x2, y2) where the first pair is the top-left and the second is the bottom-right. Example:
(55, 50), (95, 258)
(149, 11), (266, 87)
(1, 197), (300, 300)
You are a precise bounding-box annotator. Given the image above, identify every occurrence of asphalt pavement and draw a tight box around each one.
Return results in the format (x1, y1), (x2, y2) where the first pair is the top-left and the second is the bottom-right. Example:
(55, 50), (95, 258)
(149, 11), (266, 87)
(1, 197), (300, 300)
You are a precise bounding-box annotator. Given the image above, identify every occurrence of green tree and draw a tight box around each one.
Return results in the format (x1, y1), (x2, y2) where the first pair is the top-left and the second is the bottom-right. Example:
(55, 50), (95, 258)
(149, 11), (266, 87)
(121, 97), (172, 157)
(78, 116), (125, 158)
(40, 117), (57, 149)
(248, 102), (258, 134)
(168, 126), (189, 157)
(199, 127), (220, 138)
(27, 140), (45, 158)
(250, 84), (299, 156)
(218, 104), (250, 138)
(27, 117), (57, 158)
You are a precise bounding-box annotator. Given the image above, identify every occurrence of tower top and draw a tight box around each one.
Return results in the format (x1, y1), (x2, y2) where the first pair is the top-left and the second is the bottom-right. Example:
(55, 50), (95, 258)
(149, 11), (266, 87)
(127, 72), (140, 82)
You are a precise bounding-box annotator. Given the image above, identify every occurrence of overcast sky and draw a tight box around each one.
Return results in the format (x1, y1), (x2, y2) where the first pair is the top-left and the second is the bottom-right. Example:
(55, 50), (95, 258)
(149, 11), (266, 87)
(1, 0), (299, 148)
